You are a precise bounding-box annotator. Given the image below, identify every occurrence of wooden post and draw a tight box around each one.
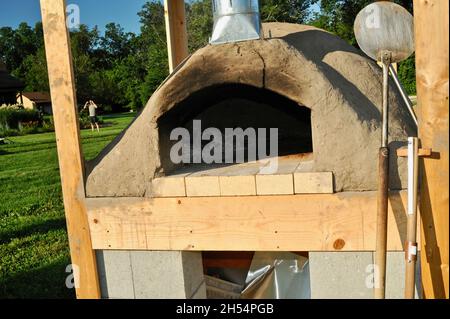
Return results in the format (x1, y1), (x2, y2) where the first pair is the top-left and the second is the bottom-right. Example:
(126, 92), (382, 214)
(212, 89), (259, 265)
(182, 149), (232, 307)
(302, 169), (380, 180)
(40, 0), (101, 299)
(413, 0), (449, 299)
(164, 0), (189, 73)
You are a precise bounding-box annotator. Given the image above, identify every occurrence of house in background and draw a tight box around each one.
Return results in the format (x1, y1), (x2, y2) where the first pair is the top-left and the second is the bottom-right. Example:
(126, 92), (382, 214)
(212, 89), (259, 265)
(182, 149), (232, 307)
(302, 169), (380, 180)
(18, 92), (53, 114)
(0, 61), (25, 105)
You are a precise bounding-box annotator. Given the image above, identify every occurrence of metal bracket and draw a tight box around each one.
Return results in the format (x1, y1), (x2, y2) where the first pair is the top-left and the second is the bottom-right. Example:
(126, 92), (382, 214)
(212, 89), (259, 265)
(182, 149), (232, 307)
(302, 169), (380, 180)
(405, 241), (418, 263)
(380, 50), (393, 65)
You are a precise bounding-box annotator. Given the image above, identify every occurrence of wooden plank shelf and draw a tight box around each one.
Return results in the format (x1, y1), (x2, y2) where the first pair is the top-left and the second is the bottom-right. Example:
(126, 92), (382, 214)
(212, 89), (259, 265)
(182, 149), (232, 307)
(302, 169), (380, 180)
(86, 191), (419, 252)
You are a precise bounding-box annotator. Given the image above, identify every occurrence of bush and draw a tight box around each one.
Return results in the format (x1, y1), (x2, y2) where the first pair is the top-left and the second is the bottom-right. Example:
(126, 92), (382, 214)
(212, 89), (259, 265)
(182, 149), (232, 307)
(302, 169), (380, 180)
(41, 116), (55, 131)
(0, 129), (21, 137)
(398, 55), (417, 95)
(0, 105), (106, 137)
(0, 105), (41, 131)
(78, 112), (104, 129)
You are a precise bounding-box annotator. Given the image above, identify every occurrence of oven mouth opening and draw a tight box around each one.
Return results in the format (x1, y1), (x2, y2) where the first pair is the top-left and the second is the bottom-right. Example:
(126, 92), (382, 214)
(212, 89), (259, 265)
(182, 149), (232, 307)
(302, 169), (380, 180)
(157, 84), (313, 176)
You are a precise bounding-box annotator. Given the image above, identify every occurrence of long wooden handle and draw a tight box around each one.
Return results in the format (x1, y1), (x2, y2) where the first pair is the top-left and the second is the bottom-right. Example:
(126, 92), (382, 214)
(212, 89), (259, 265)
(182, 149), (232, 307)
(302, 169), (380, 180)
(375, 147), (390, 299)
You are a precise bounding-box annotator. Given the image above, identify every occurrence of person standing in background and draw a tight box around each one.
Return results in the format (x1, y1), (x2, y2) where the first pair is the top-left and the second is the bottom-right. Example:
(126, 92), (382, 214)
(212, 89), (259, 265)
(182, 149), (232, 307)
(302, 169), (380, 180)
(83, 100), (100, 133)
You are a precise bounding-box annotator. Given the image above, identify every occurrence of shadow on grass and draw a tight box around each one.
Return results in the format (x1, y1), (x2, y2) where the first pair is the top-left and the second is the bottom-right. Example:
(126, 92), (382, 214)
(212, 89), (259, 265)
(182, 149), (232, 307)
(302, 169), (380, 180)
(0, 218), (67, 245)
(0, 143), (57, 156)
(0, 256), (76, 299)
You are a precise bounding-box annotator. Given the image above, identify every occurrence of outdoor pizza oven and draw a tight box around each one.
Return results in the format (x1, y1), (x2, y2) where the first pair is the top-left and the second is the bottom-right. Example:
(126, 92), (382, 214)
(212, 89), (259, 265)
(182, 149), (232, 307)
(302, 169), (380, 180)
(83, 21), (419, 300)
(85, 22), (416, 198)
(37, 0), (446, 300)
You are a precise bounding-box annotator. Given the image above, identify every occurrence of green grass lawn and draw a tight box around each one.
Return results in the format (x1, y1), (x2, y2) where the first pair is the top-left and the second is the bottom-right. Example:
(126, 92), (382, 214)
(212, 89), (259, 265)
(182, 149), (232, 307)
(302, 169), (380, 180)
(0, 112), (136, 298)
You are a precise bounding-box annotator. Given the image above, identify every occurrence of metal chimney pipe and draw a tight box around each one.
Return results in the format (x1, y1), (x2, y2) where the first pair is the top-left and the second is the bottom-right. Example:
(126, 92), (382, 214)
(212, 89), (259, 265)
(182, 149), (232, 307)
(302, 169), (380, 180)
(210, 0), (262, 45)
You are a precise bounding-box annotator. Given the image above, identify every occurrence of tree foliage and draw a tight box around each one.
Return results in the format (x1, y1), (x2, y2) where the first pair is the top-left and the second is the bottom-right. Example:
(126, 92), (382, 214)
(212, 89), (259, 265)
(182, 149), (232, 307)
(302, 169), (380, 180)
(186, 0), (213, 51)
(311, 0), (416, 94)
(0, 0), (416, 113)
(260, 0), (318, 23)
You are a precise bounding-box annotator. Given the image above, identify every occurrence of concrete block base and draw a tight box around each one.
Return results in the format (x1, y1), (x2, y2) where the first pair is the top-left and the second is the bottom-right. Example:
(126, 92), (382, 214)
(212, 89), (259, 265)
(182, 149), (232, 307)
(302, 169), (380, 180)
(97, 251), (206, 299)
(309, 252), (421, 299)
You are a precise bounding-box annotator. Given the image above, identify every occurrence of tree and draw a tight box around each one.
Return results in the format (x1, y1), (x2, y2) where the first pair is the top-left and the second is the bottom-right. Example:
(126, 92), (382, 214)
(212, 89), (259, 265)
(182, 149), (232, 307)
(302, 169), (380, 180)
(185, 0), (318, 52)
(137, 1), (170, 106)
(0, 27), (16, 70)
(311, 0), (371, 46)
(98, 23), (135, 67)
(398, 54), (416, 95)
(19, 47), (49, 92)
(186, 0), (213, 51)
(138, 1), (167, 49)
(0, 22), (48, 93)
(311, 0), (416, 94)
(0, 22), (43, 73)
(69, 25), (99, 102)
(260, 0), (318, 23)
(1, 0), (416, 112)
(312, 0), (413, 46)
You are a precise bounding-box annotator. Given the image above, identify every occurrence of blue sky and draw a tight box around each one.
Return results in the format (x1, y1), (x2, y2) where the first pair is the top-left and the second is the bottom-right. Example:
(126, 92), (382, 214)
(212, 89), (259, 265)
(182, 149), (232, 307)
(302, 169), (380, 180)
(0, 1), (321, 34)
(0, 0), (149, 34)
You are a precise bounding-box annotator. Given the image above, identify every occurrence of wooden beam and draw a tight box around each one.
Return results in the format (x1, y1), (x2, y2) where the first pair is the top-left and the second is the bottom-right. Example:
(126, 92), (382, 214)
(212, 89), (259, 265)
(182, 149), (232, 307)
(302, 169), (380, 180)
(40, 0), (100, 299)
(86, 191), (417, 252)
(397, 148), (432, 158)
(164, 0), (189, 73)
(413, 0), (449, 299)
(203, 252), (255, 269)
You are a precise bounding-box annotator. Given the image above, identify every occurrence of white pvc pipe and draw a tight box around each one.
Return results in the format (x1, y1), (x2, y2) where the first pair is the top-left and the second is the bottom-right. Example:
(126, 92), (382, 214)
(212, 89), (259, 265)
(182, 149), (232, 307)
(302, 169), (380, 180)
(405, 136), (419, 298)
(408, 137), (419, 216)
